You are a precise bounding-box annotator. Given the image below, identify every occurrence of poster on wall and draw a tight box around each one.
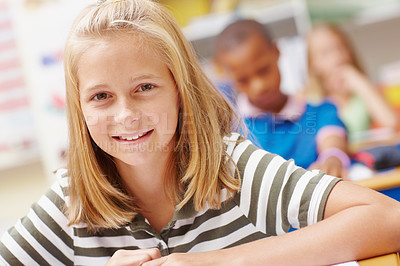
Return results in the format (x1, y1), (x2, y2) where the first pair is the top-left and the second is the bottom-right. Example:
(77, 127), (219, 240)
(0, 0), (39, 171)
(9, 0), (92, 180)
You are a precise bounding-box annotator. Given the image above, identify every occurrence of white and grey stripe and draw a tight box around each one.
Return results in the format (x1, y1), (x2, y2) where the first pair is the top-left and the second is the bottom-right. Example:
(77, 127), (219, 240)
(0, 133), (340, 265)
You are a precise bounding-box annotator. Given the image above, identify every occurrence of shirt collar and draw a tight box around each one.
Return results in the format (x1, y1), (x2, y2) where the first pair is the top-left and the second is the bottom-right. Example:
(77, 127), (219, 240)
(129, 198), (198, 232)
(237, 93), (306, 121)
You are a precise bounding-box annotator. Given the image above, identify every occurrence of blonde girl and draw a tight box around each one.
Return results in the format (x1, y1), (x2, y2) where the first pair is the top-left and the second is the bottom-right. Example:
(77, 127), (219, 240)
(306, 24), (398, 141)
(1, 1), (400, 265)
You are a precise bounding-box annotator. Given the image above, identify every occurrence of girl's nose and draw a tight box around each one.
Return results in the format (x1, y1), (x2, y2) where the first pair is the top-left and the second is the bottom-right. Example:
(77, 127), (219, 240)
(114, 101), (140, 128)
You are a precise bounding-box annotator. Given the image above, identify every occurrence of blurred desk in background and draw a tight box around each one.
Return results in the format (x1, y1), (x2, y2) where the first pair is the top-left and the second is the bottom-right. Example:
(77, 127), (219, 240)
(349, 130), (400, 201)
(358, 253), (400, 266)
(354, 168), (400, 201)
(349, 130), (400, 155)
(354, 168), (400, 191)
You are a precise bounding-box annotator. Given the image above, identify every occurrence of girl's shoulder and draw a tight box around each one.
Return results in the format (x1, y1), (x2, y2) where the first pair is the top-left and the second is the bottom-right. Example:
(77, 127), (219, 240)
(224, 132), (277, 166)
(223, 132), (242, 157)
(54, 168), (68, 181)
(48, 168), (70, 206)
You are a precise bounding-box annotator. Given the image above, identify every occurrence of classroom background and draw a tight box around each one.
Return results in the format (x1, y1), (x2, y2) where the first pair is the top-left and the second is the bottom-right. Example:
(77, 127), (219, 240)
(1, 0), (400, 236)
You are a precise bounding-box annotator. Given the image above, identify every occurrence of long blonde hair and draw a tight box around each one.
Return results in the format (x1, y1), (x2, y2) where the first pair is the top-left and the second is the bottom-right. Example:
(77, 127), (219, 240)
(64, 0), (241, 231)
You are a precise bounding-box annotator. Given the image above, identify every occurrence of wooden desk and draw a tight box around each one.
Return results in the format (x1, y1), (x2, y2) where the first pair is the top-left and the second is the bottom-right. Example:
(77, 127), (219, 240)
(349, 131), (400, 155)
(354, 168), (400, 191)
(358, 253), (400, 266)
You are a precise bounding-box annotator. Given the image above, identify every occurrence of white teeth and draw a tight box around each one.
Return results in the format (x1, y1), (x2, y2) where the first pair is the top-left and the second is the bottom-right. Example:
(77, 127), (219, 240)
(119, 132), (146, 141)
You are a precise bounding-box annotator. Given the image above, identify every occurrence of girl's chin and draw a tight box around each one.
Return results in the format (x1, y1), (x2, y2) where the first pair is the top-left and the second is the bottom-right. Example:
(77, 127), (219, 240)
(114, 155), (150, 167)
(113, 145), (174, 166)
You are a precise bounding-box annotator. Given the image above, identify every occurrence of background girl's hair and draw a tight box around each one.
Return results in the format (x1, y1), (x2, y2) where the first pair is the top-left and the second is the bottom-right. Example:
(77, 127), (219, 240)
(64, 0), (242, 231)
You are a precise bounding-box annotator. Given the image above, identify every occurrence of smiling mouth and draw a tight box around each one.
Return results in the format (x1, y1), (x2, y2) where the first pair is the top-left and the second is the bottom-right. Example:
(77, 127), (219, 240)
(113, 129), (153, 142)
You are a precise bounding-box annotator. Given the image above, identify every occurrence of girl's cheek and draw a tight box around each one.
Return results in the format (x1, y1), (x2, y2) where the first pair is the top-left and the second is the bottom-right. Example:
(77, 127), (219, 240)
(85, 114), (100, 128)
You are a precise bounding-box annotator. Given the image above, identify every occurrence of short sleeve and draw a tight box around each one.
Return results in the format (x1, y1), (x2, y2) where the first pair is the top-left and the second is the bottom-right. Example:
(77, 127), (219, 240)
(0, 169), (75, 265)
(315, 101), (346, 130)
(231, 139), (341, 236)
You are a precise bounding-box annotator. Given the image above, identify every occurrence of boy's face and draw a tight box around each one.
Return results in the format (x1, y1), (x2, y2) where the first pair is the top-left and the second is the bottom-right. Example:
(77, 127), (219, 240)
(218, 33), (285, 112)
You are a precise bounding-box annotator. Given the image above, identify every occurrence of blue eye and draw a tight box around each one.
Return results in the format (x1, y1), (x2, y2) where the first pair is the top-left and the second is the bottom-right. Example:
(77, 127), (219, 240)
(93, 92), (109, 101)
(137, 84), (155, 92)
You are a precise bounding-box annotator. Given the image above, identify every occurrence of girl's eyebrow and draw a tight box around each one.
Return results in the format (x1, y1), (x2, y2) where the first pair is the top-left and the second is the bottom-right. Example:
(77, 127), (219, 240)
(82, 74), (162, 93)
(81, 84), (108, 94)
(129, 74), (161, 83)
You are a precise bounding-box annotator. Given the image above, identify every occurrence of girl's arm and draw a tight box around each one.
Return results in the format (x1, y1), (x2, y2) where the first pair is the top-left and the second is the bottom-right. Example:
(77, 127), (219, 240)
(337, 65), (398, 129)
(311, 127), (350, 179)
(144, 181), (400, 265)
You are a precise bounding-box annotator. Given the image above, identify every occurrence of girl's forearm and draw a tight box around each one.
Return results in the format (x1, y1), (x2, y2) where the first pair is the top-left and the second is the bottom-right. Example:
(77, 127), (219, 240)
(218, 182), (400, 265)
(351, 74), (398, 129)
(221, 205), (399, 265)
(145, 183), (400, 266)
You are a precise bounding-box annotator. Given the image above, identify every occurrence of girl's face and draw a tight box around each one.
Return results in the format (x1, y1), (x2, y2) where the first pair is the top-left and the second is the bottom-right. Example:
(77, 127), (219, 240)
(308, 28), (353, 79)
(78, 35), (179, 167)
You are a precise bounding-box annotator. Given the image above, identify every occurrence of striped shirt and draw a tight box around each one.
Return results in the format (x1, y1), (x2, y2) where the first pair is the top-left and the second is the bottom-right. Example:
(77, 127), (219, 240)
(0, 133), (340, 265)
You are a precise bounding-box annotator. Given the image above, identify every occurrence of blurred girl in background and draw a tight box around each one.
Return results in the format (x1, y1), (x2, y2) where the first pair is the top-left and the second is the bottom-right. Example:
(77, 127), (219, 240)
(306, 24), (398, 141)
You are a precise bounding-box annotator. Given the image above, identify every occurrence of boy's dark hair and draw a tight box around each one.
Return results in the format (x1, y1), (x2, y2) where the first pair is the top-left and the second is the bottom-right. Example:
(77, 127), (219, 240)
(215, 19), (272, 55)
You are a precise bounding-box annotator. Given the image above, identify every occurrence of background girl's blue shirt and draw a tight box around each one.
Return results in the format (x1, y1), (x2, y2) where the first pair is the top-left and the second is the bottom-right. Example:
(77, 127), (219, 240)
(244, 101), (345, 168)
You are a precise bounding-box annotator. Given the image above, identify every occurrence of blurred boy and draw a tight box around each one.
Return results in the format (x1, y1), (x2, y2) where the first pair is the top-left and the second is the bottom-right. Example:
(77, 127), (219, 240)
(215, 19), (349, 178)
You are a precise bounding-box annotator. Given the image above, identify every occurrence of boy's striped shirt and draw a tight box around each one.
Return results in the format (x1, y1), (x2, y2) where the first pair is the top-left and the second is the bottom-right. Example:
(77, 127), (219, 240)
(0, 133), (340, 265)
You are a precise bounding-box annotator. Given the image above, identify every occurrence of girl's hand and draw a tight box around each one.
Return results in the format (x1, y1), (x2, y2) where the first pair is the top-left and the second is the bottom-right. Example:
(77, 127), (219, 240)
(143, 253), (187, 266)
(327, 65), (366, 94)
(328, 64), (399, 129)
(143, 252), (229, 266)
(106, 248), (161, 266)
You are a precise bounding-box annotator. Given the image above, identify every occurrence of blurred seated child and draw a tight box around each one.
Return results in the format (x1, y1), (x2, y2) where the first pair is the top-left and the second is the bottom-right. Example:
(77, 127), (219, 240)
(306, 24), (398, 142)
(215, 19), (350, 178)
